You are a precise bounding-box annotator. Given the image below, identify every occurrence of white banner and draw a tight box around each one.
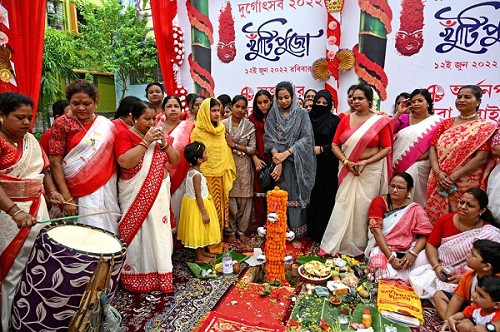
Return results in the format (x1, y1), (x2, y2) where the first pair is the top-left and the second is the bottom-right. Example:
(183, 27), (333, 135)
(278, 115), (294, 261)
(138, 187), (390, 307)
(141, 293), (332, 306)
(176, 0), (499, 119)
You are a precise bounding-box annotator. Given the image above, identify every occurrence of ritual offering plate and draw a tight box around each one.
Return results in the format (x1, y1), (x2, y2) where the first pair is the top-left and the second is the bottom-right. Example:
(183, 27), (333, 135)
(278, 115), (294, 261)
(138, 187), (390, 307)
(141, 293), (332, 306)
(298, 263), (331, 285)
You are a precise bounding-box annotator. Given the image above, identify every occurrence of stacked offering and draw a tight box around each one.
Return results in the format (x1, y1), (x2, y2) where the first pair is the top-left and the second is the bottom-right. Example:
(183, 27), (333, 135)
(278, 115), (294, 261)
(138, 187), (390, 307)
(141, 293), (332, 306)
(265, 187), (288, 283)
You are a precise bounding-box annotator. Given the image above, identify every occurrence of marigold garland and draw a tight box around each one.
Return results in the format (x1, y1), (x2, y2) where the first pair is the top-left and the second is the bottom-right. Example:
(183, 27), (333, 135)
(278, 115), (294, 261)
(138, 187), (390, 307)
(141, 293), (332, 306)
(186, 0), (214, 44)
(265, 187), (288, 283)
(358, 0), (392, 34)
(353, 44), (388, 100)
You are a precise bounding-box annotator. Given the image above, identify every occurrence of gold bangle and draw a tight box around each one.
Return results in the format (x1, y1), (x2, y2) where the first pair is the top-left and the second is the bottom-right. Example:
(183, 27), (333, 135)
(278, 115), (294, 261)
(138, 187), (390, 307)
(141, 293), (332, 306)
(409, 250), (418, 257)
(160, 142), (168, 150)
(11, 210), (22, 218)
(64, 197), (73, 204)
(141, 139), (149, 147)
(342, 158), (349, 165)
(387, 252), (396, 263)
(139, 142), (148, 149)
(432, 263), (441, 270)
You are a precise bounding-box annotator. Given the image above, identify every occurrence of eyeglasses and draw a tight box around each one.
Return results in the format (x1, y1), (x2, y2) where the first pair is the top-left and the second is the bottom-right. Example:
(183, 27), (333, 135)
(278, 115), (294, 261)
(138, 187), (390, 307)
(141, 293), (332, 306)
(389, 184), (407, 191)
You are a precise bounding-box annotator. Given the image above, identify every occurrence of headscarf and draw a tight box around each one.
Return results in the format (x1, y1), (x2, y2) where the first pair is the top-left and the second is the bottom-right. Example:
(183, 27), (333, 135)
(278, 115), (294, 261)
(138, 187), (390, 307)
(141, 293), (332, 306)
(264, 82), (316, 207)
(309, 89), (335, 136)
(190, 98), (236, 188)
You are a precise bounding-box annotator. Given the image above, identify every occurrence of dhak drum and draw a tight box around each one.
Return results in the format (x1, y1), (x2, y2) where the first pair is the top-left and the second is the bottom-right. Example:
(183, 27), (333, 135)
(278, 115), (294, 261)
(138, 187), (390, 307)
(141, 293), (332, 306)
(10, 221), (126, 331)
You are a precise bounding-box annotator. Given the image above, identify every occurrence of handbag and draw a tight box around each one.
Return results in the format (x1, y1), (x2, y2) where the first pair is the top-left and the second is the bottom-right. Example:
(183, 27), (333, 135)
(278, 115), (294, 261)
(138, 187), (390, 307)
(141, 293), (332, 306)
(258, 163), (275, 192)
(258, 162), (283, 192)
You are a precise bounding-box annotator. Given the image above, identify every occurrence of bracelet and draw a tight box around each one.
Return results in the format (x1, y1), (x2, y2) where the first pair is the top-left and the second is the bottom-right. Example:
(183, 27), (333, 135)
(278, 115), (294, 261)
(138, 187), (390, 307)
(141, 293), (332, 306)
(64, 197), (73, 204)
(48, 190), (57, 196)
(288, 148), (293, 155)
(435, 170), (442, 176)
(11, 210), (22, 218)
(320, 146), (324, 153)
(234, 143), (239, 149)
(160, 142), (169, 150)
(432, 263), (441, 270)
(387, 252), (396, 263)
(342, 158), (349, 165)
(409, 250), (418, 257)
(6, 203), (17, 215)
(139, 142), (148, 149)
(141, 139), (150, 147)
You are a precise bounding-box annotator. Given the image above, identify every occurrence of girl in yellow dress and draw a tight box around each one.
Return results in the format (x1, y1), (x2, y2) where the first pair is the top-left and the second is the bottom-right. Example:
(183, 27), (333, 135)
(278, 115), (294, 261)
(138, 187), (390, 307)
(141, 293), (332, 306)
(177, 141), (221, 263)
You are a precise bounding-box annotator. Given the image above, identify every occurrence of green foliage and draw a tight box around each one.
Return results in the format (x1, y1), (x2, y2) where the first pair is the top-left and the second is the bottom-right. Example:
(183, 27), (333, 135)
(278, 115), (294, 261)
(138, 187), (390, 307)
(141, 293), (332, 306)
(40, 28), (78, 120)
(71, 0), (158, 99)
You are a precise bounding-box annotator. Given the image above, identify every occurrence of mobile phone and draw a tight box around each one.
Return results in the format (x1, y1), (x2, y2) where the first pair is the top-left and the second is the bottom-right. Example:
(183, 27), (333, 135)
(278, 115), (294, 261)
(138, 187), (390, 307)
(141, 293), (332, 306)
(440, 271), (449, 281)
(353, 165), (359, 174)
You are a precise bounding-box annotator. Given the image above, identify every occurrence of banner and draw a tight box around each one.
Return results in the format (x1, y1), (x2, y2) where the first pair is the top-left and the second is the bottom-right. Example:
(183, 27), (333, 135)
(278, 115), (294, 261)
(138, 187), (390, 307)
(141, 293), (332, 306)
(175, 0), (499, 117)
(377, 279), (424, 325)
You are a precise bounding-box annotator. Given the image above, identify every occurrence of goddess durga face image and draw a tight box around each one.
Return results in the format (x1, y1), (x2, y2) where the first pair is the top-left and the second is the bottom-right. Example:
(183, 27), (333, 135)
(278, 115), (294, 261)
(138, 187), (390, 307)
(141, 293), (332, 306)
(217, 41), (236, 63)
(395, 29), (423, 56)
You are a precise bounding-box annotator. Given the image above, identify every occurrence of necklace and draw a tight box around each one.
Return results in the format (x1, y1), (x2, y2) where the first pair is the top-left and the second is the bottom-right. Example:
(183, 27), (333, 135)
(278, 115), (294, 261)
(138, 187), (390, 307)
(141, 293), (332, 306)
(457, 217), (481, 232)
(132, 126), (145, 138)
(0, 126), (20, 148)
(73, 115), (96, 146)
(459, 112), (477, 120)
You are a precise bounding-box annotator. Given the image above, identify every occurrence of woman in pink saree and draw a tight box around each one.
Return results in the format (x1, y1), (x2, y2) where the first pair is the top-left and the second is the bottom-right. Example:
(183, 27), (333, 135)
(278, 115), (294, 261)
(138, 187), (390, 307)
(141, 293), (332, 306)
(392, 88), (444, 206)
(365, 172), (433, 281)
(426, 85), (496, 223)
(320, 84), (393, 256)
(0, 92), (64, 331)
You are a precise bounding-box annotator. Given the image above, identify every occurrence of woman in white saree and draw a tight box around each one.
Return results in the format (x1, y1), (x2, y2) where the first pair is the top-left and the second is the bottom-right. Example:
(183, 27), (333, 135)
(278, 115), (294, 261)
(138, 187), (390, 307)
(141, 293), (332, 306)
(392, 88), (444, 206)
(49, 80), (120, 234)
(320, 84), (392, 257)
(0, 92), (64, 331)
(116, 101), (180, 293)
(487, 119), (500, 222)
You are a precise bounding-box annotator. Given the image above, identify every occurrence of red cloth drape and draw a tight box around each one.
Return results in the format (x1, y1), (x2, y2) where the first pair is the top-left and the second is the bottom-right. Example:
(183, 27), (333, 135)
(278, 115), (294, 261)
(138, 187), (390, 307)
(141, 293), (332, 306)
(150, 0), (177, 95)
(0, 0), (47, 131)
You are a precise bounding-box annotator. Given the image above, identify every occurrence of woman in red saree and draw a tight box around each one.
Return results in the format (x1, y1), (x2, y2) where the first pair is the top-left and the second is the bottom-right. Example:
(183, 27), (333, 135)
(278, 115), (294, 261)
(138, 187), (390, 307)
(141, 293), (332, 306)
(426, 85), (496, 223)
(157, 96), (195, 223)
(116, 101), (180, 293)
(320, 84), (392, 256)
(0, 92), (63, 331)
(49, 80), (120, 234)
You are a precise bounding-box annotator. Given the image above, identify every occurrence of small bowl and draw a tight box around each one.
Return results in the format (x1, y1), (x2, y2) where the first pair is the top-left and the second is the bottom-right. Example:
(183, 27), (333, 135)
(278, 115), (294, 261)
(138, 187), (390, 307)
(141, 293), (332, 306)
(298, 265), (331, 285)
(329, 296), (342, 306)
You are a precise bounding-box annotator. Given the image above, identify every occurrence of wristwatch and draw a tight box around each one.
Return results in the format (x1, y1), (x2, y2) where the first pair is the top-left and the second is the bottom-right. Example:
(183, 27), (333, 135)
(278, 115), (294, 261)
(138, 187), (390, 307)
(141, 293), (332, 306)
(486, 323), (497, 332)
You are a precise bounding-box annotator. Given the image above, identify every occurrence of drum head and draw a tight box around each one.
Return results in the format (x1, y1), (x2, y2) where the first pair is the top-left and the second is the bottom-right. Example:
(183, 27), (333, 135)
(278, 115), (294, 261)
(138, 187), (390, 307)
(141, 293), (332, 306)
(47, 224), (123, 255)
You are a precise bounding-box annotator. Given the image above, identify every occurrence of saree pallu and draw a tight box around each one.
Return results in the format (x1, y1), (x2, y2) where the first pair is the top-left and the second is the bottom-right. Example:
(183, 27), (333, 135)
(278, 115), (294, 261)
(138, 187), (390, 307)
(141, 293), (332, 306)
(393, 115), (443, 206)
(166, 120), (195, 223)
(320, 115), (392, 256)
(118, 143), (173, 293)
(426, 120), (496, 223)
(62, 116), (120, 234)
(0, 133), (49, 331)
(487, 161), (500, 222)
(365, 203), (432, 281)
(409, 224), (500, 299)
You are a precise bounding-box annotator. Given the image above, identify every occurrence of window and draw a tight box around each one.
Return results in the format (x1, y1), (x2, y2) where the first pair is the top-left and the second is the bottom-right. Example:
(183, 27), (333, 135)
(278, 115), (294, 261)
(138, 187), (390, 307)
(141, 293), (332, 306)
(46, 0), (64, 30)
(129, 63), (163, 85)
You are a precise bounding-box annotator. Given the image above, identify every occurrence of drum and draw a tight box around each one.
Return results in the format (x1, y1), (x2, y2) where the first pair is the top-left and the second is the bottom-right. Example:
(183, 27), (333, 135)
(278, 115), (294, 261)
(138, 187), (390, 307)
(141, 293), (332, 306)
(10, 221), (126, 331)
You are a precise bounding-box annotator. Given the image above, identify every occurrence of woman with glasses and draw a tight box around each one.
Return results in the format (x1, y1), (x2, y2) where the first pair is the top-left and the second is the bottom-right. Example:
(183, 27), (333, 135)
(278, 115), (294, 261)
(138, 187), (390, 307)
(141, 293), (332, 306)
(365, 172), (433, 281)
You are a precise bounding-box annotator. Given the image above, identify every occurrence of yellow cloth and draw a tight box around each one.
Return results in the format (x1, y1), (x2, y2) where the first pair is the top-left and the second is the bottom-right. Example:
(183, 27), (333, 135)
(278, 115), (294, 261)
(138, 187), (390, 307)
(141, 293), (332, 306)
(177, 195), (221, 248)
(190, 98), (236, 198)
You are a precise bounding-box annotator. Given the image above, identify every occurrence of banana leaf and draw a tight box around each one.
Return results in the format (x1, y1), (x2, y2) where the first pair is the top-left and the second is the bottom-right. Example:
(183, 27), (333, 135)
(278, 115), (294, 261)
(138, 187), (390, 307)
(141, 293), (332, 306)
(185, 261), (216, 279)
(351, 304), (411, 332)
(295, 255), (326, 265)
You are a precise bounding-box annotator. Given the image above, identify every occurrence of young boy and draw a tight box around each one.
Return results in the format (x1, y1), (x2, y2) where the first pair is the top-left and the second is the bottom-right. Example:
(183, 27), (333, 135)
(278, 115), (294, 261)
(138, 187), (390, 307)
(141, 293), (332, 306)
(447, 276), (500, 332)
(437, 240), (500, 331)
